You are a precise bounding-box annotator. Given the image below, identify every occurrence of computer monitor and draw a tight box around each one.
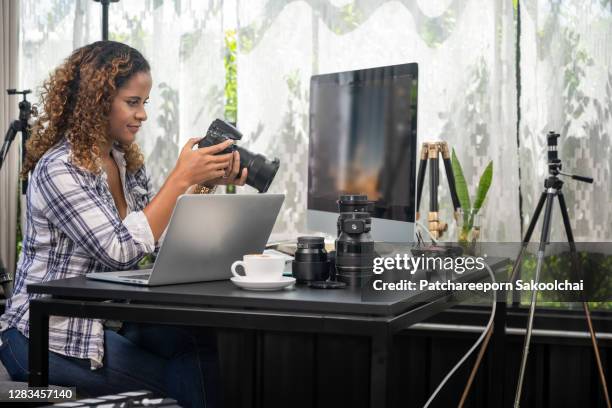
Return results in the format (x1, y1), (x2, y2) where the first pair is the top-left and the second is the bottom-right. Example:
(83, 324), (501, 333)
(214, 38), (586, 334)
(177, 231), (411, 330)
(307, 63), (418, 242)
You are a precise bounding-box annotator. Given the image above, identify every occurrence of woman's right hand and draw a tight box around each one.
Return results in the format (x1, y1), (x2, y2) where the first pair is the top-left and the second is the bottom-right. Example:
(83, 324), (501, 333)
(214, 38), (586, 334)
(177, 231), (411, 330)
(172, 138), (234, 187)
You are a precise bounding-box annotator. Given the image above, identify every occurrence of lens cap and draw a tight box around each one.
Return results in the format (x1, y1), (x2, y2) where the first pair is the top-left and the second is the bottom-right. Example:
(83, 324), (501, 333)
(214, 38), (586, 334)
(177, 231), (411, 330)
(308, 280), (347, 289)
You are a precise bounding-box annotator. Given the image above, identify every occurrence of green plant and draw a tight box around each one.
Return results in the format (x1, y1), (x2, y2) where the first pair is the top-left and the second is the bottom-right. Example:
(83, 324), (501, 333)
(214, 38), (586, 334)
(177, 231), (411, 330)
(451, 148), (493, 242)
(224, 29), (237, 124)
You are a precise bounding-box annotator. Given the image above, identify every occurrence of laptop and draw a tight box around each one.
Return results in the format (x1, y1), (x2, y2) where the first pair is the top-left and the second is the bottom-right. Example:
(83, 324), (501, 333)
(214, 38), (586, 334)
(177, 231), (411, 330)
(87, 193), (285, 286)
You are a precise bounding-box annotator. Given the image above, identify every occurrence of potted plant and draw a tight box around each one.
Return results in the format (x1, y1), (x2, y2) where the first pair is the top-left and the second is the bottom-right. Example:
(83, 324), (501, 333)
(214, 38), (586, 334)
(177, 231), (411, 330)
(451, 149), (493, 246)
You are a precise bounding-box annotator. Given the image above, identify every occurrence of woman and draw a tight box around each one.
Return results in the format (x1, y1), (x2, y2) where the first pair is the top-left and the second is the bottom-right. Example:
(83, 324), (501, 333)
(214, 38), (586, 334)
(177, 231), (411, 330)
(0, 41), (246, 407)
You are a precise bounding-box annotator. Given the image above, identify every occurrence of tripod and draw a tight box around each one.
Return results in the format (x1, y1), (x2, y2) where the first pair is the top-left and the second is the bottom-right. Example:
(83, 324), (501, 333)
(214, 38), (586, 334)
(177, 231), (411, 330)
(510, 131), (609, 407)
(1, 89), (34, 192)
(415, 141), (461, 239)
(0, 89), (35, 298)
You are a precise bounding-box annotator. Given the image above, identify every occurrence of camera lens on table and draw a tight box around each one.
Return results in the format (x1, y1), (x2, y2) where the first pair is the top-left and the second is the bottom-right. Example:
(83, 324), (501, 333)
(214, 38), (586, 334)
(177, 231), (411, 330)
(335, 195), (376, 288)
(292, 236), (330, 283)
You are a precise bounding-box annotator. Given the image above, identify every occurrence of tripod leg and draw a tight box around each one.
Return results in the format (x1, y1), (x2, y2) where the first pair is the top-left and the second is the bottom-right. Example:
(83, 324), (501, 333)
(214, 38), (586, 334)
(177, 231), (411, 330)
(558, 193), (612, 408)
(21, 126), (30, 193)
(440, 143), (461, 220)
(416, 143), (428, 220)
(429, 152), (439, 214)
(0, 123), (19, 171)
(459, 191), (547, 407)
(557, 193), (576, 249)
(509, 191), (548, 293)
(429, 150), (443, 239)
(514, 191), (555, 408)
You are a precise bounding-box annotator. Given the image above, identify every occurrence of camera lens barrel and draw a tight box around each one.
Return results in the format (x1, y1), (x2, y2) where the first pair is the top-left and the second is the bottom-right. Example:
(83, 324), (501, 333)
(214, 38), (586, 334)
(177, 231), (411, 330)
(335, 206), (375, 287)
(238, 147), (280, 193)
(292, 236), (330, 283)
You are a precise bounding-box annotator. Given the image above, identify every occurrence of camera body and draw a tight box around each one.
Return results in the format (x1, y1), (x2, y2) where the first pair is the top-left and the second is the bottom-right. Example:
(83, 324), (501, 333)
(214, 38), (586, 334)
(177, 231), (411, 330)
(198, 119), (242, 154)
(198, 119), (280, 193)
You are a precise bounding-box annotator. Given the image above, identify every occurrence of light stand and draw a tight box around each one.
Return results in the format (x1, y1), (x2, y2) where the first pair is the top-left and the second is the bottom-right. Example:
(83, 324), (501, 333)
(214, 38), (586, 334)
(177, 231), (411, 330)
(510, 131), (609, 407)
(0, 89), (35, 298)
(93, 0), (120, 41)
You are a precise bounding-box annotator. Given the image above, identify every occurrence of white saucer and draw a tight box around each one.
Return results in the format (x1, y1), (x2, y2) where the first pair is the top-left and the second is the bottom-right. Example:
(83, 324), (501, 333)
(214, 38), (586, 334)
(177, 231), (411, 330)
(230, 276), (296, 291)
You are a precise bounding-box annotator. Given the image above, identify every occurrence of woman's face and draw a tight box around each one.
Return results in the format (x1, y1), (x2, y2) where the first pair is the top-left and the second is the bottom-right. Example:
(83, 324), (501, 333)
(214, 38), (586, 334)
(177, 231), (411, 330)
(108, 71), (152, 145)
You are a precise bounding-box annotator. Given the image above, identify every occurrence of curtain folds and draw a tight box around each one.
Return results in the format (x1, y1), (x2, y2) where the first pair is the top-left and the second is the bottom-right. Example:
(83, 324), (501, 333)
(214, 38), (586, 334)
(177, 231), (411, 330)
(10, 0), (612, 244)
(108, 1), (226, 192)
(1, 0), (20, 280)
(519, 1), (612, 241)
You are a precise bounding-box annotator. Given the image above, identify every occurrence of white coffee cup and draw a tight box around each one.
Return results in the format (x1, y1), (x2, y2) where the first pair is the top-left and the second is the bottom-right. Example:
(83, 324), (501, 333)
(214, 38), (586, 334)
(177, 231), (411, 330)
(231, 254), (285, 281)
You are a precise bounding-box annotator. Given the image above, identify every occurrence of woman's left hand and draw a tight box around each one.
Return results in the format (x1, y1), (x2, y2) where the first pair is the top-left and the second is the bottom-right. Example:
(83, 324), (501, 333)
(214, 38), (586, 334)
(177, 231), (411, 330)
(206, 150), (248, 187)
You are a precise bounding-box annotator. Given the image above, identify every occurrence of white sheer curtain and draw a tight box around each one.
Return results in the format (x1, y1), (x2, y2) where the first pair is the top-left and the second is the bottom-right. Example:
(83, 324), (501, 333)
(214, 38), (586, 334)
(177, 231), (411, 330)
(0, 0), (20, 280)
(12, 0), (611, 244)
(19, 0), (100, 94)
(109, 0), (226, 192)
(520, 1), (612, 241)
(236, 0), (519, 241)
(18, 0), (226, 195)
(16, 0), (100, 275)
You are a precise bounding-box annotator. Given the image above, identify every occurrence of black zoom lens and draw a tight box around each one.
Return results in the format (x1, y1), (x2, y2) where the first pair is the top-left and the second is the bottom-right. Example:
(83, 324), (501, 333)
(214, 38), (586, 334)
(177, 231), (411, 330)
(292, 236), (330, 283)
(335, 211), (375, 287)
(236, 146), (280, 193)
(198, 119), (280, 193)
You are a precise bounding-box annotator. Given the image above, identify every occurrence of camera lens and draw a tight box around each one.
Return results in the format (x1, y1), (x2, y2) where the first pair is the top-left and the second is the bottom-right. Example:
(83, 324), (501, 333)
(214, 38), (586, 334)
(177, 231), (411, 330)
(292, 236), (330, 283)
(335, 211), (375, 287)
(237, 147), (280, 193)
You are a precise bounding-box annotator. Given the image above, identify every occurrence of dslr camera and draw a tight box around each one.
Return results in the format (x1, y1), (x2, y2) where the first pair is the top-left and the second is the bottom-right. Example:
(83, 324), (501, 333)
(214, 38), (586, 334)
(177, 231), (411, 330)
(198, 119), (280, 193)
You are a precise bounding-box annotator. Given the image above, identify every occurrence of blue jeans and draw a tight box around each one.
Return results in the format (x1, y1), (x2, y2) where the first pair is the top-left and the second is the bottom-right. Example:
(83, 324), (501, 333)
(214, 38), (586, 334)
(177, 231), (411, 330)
(0, 323), (220, 408)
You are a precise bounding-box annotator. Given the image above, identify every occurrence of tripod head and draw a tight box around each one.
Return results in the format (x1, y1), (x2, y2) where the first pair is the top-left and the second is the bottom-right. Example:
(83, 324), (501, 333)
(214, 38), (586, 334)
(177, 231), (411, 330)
(7, 88), (31, 99)
(6, 89), (36, 130)
(6, 89), (32, 97)
(546, 131), (593, 184)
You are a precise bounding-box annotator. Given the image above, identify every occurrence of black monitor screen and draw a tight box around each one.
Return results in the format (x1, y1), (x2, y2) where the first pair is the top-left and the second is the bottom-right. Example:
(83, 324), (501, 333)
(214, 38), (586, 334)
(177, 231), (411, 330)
(308, 63), (418, 222)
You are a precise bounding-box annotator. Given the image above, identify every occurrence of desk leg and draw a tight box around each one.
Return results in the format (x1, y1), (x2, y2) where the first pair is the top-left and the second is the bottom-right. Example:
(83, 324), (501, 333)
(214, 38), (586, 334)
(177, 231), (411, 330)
(490, 296), (507, 407)
(29, 299), (49, 387)
(370, 331), (393, 408)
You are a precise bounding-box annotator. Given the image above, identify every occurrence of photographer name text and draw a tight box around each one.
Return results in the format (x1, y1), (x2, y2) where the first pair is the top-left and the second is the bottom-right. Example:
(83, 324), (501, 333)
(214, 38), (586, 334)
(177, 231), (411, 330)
(372, 279), (584, 293)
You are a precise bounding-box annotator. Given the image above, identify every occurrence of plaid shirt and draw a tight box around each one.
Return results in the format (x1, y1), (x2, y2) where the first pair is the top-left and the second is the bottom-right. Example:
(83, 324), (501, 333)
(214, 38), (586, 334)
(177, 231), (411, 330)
(0, 139), (156, 368)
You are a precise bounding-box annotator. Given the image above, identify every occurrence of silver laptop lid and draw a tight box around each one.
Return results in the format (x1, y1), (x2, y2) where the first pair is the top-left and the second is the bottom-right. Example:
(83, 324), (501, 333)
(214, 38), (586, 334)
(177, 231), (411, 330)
(149, 193), (284, 285)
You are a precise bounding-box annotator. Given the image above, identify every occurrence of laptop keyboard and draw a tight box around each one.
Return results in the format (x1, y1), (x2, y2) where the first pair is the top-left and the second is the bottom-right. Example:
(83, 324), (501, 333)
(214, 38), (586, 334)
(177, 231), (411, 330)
(126, 274), (151, 280)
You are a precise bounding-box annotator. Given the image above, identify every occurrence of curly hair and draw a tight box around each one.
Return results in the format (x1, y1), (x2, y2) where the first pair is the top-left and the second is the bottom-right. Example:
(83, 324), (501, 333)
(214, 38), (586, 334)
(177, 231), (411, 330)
(22, 41), (150, 176)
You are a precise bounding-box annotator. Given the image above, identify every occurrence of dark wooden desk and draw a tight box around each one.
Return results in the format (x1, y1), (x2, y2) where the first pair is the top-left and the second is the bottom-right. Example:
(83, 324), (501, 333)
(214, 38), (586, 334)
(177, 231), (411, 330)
(27, 261), (507, 407)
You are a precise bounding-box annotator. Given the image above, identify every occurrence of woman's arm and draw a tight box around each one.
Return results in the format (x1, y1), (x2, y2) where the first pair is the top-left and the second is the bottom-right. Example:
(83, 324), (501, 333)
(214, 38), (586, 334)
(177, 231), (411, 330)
(35, 158), (156, 270)
(143, 138), (234, 241)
